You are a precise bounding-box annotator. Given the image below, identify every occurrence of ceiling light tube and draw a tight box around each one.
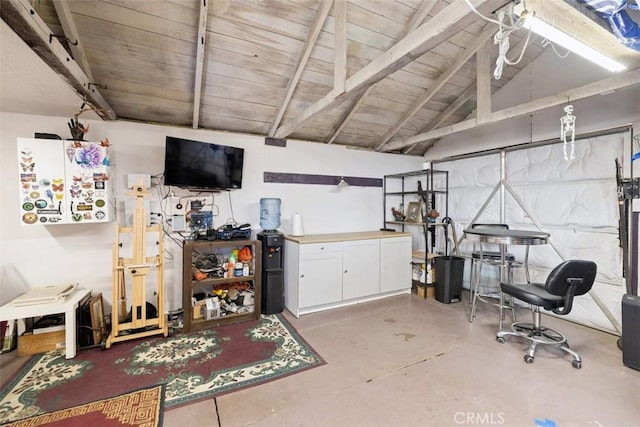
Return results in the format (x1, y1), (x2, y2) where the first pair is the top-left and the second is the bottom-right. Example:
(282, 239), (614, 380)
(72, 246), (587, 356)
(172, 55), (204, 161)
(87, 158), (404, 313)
(524, 15), (627, 72)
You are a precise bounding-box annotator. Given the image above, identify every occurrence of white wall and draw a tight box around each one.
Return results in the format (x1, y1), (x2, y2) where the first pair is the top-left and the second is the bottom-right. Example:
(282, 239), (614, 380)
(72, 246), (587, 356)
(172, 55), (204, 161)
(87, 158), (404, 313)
(0, 112), (422, 312)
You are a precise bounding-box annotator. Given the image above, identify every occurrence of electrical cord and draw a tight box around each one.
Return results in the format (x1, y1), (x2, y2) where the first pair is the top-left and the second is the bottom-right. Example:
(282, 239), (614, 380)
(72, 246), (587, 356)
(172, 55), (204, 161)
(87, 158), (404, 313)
(463, 0), (534, 80)
(541, 39), (570, 59)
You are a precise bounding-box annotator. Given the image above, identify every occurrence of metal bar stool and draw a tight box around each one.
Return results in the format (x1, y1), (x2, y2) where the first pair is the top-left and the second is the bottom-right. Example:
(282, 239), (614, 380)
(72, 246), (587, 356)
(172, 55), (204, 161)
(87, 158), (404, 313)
(468, 224), (528, 323)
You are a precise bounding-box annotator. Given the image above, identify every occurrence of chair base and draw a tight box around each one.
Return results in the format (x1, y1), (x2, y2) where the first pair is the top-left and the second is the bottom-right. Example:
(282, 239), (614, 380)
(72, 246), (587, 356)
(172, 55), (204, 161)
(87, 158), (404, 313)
(496, 317), (583, 369)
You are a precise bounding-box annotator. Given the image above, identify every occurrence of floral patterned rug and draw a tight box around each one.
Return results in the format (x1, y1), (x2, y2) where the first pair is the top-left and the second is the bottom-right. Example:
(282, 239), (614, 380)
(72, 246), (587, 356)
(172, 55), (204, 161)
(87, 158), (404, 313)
(0, 314), (324, 425)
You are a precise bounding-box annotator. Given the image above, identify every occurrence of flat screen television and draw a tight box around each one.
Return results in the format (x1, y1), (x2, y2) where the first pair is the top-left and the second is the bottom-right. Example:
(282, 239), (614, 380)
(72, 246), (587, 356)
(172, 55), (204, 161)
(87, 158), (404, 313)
(164, 136), (244, 190)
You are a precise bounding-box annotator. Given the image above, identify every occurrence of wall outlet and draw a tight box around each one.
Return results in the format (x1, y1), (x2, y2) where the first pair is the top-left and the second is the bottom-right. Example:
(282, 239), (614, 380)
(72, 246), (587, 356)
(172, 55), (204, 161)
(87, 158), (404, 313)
(171, 215), (187, 232)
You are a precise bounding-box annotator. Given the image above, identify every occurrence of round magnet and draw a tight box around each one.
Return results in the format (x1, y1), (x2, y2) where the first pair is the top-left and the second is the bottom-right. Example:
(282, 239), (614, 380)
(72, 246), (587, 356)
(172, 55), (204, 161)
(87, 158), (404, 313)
(95, 199), (105, 207)
(22, 202), (35, 211)
(22, 213), (38, 224)
(29, 191), (40, 199)
(34, 199), (47, 209)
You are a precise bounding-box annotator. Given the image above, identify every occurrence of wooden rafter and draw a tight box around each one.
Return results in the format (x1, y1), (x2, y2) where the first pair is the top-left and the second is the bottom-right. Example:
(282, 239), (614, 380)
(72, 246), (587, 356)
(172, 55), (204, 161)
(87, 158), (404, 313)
(334, 0), (346, 95)
(268, 0), (334, 137)
(1, 0), (115, 119)
(476, 41), (492, 124)
(51, 0), (93, 81)
(326, 0), (437, 144)
(192, 0), (208, 129)
(403, 83), (476, 154)
(274, 0), (492, 140)
(374, 24), (495, 151)
(327, 86), (373, 144)
(402, 0), (438, 38)
(404, 33), (540, 154)
(382, 69), (640, 151)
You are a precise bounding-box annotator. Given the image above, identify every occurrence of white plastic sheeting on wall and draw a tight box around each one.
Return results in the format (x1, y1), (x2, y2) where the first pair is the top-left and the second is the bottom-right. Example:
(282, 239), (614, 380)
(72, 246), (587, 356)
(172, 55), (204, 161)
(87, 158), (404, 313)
(438, 131), (629, 334)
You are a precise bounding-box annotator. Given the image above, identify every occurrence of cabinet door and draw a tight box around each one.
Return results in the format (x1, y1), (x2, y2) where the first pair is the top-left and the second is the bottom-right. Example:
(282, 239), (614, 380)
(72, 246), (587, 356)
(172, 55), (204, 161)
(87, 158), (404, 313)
(380, 236), (412, 293)
(17, 138), (68, 225)
(299, 244), (343, 308)
(342, 239), (380, 300)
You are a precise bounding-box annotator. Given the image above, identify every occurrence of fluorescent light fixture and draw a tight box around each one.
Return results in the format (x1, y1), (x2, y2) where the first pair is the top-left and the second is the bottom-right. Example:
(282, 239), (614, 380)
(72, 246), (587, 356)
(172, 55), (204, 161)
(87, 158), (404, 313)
(524, 14), (627, 72)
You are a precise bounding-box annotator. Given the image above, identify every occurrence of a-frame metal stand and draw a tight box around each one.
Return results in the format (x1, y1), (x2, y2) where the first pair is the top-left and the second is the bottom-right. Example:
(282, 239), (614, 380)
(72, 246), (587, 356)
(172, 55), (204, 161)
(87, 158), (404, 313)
(105, 185), (168, 348)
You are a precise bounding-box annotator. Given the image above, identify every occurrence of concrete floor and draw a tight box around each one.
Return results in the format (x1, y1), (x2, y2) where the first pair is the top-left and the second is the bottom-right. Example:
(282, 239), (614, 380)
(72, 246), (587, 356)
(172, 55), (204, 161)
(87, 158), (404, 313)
(2, 292), (639, 426)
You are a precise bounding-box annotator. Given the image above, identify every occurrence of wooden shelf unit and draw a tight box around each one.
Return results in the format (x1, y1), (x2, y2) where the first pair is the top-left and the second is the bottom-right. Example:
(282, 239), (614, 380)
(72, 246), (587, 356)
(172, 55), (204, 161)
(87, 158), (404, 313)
(182, 239), (262, 332)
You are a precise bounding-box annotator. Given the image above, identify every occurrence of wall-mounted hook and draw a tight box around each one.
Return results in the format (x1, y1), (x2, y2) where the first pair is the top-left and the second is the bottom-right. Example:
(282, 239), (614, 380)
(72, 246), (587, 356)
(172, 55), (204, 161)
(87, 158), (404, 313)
(49, 33), (78, 46)
(87, 82), (107, 91)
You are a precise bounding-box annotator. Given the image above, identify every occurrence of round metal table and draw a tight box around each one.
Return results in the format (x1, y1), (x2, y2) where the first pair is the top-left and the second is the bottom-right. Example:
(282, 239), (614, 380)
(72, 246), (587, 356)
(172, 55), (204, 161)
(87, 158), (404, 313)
(463, 228), (550, 329)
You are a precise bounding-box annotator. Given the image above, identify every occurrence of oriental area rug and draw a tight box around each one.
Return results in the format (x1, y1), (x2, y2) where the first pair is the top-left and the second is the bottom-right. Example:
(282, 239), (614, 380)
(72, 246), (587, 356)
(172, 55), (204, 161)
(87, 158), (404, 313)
(0, 314), (325, 425)
(2, 384), (165, 427)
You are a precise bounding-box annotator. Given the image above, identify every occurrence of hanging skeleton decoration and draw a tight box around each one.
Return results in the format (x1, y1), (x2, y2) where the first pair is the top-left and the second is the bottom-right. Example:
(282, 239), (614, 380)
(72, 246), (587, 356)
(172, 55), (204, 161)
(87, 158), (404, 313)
(560, 104), (576, 160)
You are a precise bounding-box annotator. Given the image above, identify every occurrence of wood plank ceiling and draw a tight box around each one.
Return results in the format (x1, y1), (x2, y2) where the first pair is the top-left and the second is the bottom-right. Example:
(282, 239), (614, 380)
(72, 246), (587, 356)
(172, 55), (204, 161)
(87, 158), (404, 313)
(2, 0), (639, 155)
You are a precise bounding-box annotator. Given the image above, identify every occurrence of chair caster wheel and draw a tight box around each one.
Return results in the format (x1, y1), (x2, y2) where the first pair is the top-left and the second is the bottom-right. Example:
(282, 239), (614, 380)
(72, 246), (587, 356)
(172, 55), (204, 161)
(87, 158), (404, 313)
(572, 360), (582, 369)
(496, 337), (505, 343)
(524, 355), (534, 364)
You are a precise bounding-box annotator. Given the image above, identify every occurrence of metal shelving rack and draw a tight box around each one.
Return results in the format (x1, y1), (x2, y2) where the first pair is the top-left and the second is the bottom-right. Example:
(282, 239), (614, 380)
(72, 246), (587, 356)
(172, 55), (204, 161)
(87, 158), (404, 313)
(383, 169), (449, 271)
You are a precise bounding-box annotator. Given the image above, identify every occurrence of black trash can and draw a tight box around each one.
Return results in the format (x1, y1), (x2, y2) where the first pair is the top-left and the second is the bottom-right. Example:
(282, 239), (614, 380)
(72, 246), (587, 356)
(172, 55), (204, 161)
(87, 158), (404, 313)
(434, 255), (465, 304)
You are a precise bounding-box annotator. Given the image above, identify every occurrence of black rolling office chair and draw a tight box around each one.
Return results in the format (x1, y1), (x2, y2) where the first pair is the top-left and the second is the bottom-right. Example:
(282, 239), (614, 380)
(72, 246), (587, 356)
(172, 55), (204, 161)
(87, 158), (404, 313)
(496, 259), (597, 369)
(468, 224), (525, 322)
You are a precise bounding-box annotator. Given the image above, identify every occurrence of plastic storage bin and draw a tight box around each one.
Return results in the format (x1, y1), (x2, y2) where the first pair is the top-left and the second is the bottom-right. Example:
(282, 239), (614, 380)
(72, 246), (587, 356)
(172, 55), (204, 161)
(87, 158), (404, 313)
(434, 255), (465, 304)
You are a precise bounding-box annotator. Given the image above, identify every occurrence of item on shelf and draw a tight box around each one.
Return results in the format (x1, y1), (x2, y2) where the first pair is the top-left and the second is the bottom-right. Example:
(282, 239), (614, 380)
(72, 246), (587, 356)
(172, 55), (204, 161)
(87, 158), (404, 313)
(182, 240), (261, 332)
(238, 246), (253, 261)
(391, 206), (405, 221)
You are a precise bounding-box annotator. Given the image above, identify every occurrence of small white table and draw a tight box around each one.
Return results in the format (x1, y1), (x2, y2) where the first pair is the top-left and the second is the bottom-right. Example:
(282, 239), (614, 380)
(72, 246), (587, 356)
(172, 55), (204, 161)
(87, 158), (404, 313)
(0, 288), (91, 359)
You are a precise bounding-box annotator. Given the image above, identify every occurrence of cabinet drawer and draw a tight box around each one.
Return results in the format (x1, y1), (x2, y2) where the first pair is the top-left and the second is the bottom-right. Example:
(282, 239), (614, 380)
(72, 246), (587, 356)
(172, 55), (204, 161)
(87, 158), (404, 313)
(299, 241), (343, 256)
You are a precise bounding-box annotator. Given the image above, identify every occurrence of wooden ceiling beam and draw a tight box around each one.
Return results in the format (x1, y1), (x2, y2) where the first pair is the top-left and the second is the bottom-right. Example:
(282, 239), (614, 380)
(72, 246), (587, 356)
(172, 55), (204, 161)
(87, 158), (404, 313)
(326, 86), (373, 144)
(382, 69), (640, 151)
(333, 0), (346, 95)
(403, 83), (476, 154)
(326, 0), (437, 145)
(51, 0), (93, 81)
(192, 0), (208, 129)
(375, 23), (495, 151)
(407, 35), (539, 154)
(402, 0), (438, 38)
(1, 0), (115, 120)
(274, 0), (492, 139)
(268, 0), (334, 137)
(476, 41), (492, 124)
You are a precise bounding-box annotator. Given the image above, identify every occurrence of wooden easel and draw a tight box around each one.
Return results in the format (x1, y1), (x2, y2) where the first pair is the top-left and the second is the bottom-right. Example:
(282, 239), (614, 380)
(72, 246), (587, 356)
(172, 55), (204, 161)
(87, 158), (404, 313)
(105, 184), (168, 348)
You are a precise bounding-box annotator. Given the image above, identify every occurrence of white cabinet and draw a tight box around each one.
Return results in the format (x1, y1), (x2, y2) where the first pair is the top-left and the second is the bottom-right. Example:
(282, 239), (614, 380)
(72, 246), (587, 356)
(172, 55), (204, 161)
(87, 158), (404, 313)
(380, 236), (412, 293)
(285, 232), (411, 317)
(299, 243), (343, 308)
(342, 239), (380, 300)
(17, 138), (113, 225)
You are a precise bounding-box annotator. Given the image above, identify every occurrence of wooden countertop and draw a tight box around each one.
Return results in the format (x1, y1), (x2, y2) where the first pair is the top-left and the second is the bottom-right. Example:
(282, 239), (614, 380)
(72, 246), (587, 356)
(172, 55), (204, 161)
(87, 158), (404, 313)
(285, 230), (411, 244)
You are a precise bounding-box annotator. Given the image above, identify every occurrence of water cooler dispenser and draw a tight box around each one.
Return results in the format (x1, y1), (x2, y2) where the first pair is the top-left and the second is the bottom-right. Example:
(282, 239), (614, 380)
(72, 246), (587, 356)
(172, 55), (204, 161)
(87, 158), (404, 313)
(258, 198), (285, 315)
